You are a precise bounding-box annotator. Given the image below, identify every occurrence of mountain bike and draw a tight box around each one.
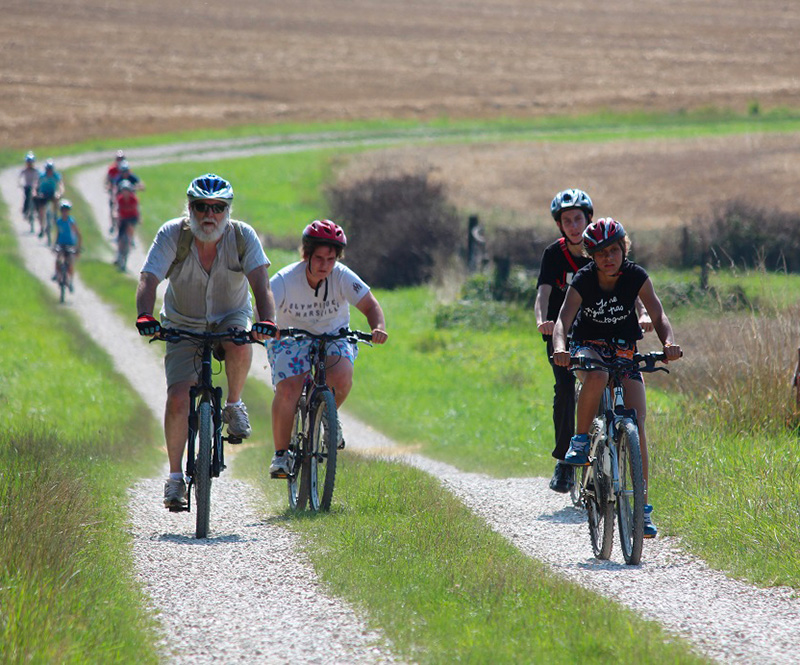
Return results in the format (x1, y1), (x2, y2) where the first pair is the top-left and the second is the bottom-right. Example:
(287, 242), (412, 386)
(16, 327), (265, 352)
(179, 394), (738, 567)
(53, 245), (77, 303)
(569, 352), (671, 565)
(154, 327), (257, 538)
(278, 327), (373, 512)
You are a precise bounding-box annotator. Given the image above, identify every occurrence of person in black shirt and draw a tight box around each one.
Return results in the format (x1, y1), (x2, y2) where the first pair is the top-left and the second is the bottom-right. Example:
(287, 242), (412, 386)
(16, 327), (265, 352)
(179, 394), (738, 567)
(552, 218), (682, 538)
(535, 189), (594, 494)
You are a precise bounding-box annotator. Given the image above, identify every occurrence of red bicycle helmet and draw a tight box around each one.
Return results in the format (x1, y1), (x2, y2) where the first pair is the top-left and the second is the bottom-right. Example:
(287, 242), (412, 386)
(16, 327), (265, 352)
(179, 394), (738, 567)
(302, 219), (347, 247)
(583, 218), (626, 254)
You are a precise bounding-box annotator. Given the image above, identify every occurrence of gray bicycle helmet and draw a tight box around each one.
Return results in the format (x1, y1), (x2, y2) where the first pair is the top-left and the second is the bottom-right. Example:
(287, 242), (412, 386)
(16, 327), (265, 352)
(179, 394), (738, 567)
(186, 173), (234, 201)
(60, 199), (73, 210)
(550, 188), (593, 223)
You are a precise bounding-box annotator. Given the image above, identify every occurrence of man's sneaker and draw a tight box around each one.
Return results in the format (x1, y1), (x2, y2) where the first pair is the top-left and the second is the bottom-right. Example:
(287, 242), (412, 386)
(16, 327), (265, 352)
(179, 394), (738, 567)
(563, 434), (591, 466)
(269, 451), (293, 479)
(643, 504), (658, 538)
(223, 402), (252, 439)
(549, 461), (574, 494)
(163, 478), (187, 510)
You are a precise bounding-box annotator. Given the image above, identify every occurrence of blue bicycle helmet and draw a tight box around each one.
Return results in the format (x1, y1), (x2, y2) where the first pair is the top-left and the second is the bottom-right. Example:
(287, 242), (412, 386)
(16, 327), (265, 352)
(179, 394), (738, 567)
(25, 151), (35, 163)
(550, 188), (593, 223)
(186, 173), (234, 201)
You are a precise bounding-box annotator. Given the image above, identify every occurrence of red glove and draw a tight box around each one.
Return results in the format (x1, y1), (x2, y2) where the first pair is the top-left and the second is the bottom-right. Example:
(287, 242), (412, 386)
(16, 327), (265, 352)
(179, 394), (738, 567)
(136, 314), (160, 336)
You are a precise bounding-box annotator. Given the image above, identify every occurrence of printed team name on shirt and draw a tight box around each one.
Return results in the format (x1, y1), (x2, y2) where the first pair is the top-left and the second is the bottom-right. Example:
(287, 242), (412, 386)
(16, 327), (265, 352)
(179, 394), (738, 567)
(583, 296), (628, 325)
(286, 299), (343, 320)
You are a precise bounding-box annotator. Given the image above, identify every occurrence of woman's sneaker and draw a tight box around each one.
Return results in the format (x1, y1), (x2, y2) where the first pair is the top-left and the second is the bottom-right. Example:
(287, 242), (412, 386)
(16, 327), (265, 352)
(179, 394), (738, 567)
(269, 451), (294, 479)
(563, 434), (591, 466)
(643, 504), (658, 538)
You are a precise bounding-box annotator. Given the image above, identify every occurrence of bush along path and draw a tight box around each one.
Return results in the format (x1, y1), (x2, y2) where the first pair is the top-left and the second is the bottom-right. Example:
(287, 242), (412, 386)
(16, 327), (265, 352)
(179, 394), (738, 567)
(3, 136), (800, 664)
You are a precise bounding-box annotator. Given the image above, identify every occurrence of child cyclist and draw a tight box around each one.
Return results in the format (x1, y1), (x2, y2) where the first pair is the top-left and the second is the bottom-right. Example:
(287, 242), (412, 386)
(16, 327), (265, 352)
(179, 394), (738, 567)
(52, 200), (82, 290)
(266, 220), (388, 478)
(114, 179), (140, 271)
(552, 218), (681, 538)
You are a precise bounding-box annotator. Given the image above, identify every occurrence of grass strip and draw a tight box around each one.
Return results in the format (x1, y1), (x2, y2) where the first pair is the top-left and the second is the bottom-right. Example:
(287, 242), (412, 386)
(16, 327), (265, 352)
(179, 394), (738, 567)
(243, 452), (706, 664)
(0, 200), (162, 661)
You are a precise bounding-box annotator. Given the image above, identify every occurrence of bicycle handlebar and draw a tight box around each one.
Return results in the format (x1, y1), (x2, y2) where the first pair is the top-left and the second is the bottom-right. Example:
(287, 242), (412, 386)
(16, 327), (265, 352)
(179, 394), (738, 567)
(153, 327), (258, 346)
(278, 327), (373, 344)
(565, 351), (678, 375)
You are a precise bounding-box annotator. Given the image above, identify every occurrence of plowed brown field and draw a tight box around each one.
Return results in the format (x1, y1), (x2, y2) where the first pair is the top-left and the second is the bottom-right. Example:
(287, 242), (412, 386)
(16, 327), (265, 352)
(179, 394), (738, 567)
(4, 0), (799, 148)
(4, 0), (800, 224)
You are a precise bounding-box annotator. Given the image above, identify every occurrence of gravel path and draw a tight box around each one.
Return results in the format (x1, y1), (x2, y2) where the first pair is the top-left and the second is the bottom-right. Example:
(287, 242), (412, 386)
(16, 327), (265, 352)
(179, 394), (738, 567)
(4, 136), (800, 664)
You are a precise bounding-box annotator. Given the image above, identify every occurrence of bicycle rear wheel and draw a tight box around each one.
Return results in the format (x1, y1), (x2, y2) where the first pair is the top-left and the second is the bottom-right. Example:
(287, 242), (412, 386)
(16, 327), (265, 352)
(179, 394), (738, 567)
(58, 259), (68, 303)
(288, 406), (311, 511)
(617, 419), (645, 565)
(194, 401), (213, 538)
(308, 389), (338, 512)
(587, 439), (614, 559)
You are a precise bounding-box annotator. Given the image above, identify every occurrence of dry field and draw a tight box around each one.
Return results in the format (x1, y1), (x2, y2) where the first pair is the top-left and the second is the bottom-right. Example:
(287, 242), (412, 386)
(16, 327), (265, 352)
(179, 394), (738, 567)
(3, 0), (800, 224)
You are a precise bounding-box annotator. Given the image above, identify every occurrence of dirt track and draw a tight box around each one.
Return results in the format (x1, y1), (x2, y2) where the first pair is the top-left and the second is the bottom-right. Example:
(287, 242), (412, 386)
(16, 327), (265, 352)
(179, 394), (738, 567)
(4, 0), (800, 149)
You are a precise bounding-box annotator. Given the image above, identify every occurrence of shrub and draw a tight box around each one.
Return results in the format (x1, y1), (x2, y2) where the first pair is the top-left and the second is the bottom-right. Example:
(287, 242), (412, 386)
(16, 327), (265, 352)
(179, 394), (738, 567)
(325, 169), (462, 289)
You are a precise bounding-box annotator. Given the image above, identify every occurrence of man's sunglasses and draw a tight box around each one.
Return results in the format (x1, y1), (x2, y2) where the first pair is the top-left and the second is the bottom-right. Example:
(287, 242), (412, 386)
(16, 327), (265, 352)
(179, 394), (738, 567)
(191, 201), (228, 214)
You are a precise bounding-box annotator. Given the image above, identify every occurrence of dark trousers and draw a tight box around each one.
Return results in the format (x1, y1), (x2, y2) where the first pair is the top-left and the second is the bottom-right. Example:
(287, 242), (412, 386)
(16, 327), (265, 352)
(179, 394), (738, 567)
(546, 339), (576, 461)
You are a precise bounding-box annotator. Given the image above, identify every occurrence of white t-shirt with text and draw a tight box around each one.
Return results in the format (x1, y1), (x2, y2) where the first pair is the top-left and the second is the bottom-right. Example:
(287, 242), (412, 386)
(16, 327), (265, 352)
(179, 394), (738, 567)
(270, 261), (370, 334)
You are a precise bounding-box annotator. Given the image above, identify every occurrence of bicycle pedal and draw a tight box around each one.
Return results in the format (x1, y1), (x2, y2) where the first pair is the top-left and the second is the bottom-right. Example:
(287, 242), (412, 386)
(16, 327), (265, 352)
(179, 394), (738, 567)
(270, 471), (289, 479)
(167, 505), (189, 513)
(225, 435), (243, 445)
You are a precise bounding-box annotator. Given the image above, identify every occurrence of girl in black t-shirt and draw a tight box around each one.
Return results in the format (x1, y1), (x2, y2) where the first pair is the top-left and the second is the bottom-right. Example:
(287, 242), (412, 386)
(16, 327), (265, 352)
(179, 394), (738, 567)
(552, 218), (682, 538)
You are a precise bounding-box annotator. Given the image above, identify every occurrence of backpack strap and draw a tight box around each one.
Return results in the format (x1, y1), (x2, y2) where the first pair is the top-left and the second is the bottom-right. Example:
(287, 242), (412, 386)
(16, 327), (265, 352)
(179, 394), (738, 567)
(558, 237), (580, 272)
(164, 219), (247, 279)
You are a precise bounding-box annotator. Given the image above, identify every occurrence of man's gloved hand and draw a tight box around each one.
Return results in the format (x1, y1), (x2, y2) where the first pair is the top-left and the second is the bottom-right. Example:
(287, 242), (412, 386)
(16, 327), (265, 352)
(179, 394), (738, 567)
(251, 320), (278, 340)
(136, 314), (160, 336)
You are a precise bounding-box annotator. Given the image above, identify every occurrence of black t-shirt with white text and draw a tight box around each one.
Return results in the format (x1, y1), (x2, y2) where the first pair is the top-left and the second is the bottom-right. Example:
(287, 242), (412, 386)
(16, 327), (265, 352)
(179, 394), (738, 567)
(536, 238), (591, 340)
(570, 260), (648, 342)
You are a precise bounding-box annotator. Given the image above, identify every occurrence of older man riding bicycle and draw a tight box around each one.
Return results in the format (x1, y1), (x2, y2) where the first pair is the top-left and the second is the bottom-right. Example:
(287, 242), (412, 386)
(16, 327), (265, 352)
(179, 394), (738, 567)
(136, 173), (277, 509)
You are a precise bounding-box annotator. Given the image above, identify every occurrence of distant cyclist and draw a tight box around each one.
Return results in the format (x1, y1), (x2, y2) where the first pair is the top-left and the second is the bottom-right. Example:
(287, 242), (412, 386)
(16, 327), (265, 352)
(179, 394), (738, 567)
(105, 150), (126, 233)
(112, 160), (144, 192)
(135, 173), (276, 510)
(552, 218), (682, 538)
(18, 152), (39, 221)
(52, 200), (82, 291)
(34, 159), (64, 240)
(266, 220), (388, 477)
(114, 179), (140, 271)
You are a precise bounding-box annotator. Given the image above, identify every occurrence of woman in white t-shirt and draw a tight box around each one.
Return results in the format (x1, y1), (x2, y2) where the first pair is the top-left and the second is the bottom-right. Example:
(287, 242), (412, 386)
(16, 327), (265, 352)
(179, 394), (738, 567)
(267, 220), (388, 477)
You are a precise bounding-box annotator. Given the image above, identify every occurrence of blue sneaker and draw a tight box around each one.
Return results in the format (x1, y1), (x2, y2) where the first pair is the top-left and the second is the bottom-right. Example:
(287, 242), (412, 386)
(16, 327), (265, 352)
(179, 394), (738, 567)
(643, 504), (658, 538)
(563, 434), (591, 466)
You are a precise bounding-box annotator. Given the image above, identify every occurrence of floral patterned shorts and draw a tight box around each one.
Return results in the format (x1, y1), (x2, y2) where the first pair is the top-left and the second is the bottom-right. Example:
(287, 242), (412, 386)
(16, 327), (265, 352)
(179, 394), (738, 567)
(569, 338), (643, 382)
(266, 337), (358, 387)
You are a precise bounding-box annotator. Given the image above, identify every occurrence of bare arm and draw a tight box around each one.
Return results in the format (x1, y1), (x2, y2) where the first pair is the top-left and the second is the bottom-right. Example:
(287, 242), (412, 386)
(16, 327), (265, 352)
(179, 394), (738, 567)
(637, 278), (682, 360)
(635, 297), (653, 332)
(356, 291), (388, 344)
(246, 264), (277, 341)
(534, 284), (554, 335)
(552, 286), (582, 365)
(136, 271), (160, 318)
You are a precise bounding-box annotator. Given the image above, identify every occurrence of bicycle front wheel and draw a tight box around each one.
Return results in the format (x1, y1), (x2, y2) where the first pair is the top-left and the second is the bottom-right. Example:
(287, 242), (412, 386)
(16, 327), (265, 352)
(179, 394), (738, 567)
(288, 406), (311, 511)
(194, 401), (213, 538)
(617, 419), (645, 565)
(308, 389), (338, 512)
(587, 439), (614, 560)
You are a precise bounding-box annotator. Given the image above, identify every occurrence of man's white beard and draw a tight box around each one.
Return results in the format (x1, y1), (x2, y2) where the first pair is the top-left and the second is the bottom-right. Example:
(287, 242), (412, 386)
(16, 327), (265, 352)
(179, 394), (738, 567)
(189, 210), (228, 243)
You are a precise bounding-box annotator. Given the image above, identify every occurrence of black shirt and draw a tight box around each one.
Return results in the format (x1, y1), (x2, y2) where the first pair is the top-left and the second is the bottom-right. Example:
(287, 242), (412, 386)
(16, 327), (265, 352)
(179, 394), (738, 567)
(570, 260), (648, 342)
(536, 238), (591, 340)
